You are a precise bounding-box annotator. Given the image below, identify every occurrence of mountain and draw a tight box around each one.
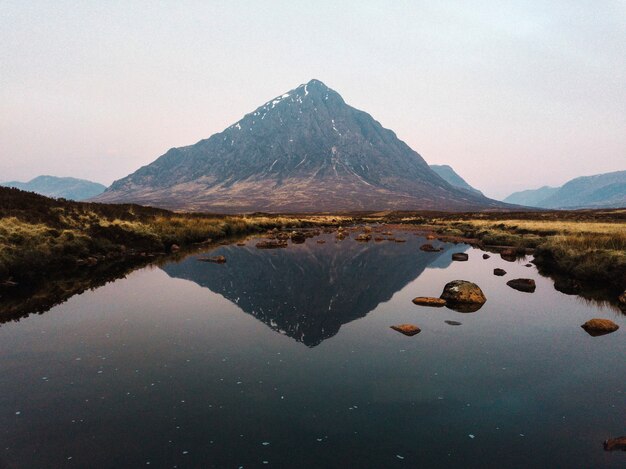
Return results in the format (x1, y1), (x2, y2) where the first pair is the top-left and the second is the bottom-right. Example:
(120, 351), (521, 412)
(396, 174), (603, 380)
(1, 176), (106, 201)
(503, 170), (626, 209)
(429, 164), (483, 195)
(96, 79), (511, 212)
(503, 186), (559, 207)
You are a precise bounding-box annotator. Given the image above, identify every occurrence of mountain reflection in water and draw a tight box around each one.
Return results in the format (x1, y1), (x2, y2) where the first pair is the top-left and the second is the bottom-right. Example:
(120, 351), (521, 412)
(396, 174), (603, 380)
(161, 233), (459, 346)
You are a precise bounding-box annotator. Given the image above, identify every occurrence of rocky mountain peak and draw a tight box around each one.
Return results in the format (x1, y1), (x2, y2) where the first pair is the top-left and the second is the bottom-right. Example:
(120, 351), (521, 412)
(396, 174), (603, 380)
(97, 80), (511, 212)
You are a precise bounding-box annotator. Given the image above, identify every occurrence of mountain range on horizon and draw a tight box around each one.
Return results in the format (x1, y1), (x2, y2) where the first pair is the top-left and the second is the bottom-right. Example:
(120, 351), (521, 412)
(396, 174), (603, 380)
(504, 170), (626, 209)
(94, 79), (512, 212)
(0, 176), (106, 201)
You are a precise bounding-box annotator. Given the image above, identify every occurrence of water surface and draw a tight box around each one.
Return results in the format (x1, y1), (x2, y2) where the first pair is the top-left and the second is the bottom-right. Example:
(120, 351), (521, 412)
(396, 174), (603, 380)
(0, 230), (624, 468)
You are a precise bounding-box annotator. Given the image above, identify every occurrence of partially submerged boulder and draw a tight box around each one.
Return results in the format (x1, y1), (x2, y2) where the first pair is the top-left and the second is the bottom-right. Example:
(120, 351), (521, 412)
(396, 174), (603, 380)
(420, 243), (442, 252)
(440, 280), (486, 312)
(493, 268), (507, 276)
(581, 319), (619, 337)
(290, 231), (307, 244)
(451, 253), (469, 261)
(444, 320), (462, 326)
(506, 278), (536, 293)
(604, 436), (626, 451)
(412, 297), (447, 307)
(482, 254), (490, 259)
(390, 324), (421, 336)
(356, 233), (372, 242)
(619, 291), (626, 305)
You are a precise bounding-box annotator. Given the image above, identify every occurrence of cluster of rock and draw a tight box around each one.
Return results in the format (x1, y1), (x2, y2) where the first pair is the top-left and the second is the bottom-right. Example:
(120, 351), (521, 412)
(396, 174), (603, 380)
(392, 280), (487, 335)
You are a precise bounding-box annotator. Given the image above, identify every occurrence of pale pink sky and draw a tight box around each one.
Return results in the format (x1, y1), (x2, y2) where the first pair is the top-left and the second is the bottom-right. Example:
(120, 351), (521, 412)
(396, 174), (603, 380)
(1, 1), (624, 199)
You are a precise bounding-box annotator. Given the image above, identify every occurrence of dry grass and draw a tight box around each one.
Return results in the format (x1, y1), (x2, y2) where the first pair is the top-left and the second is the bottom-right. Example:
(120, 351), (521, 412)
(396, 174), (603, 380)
(423, 217), (626, 289)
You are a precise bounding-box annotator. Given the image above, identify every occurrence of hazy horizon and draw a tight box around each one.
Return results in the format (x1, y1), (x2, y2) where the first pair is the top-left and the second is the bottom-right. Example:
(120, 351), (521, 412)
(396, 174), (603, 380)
(1, 1), (625, 199)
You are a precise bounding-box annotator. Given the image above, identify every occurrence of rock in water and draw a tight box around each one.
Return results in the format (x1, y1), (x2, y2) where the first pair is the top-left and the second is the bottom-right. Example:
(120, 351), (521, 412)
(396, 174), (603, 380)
(256, 240), (288, 249)
(452, 253), (469, 261)
(506, 278), (536, 293)
(619, 291), (626, 305)
(482, 253), (490, 259)
(581, 319), (619, 336)
(493, 268), (507, 276)
(420, 243), (442, 252)
(440, 280), (486, 312)
(390, 324), (421, 336)
(444, 320), (462, 326)
(198, 255), (226, 264)
(603, 436), (626, 451)
(412, 297), (447, 307)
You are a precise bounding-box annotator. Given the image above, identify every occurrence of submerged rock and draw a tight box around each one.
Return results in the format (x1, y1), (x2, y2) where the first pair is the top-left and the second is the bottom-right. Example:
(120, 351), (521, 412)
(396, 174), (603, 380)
(506, 278), (536, 293)
(493, 268), (507, 276)
(604, 436), (626, 451)
(581, 319), (619, 337)
(316, 240), (326, 244)
(444, 320), (462, 326)
(198, 255), (226, 264)
(390, 324), (421, 336)
(440, 280), (486, 312)
(451, 253), (469, 261)
(356, 233), (372, 242)
(412, 297), (447, 307)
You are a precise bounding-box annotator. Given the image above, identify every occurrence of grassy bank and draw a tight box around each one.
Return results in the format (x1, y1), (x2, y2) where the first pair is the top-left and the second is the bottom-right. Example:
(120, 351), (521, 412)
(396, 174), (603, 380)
(0, 187), (347, 285)
(417, 213), (626, 291)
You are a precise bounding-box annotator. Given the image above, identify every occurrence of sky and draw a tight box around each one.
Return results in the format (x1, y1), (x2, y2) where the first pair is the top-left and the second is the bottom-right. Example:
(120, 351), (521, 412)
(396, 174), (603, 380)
(1, 1), (624, 199)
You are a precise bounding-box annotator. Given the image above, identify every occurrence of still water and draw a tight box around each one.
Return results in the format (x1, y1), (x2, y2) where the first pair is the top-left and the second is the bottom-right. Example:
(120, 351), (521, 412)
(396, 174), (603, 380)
(0, 229), (624, 468)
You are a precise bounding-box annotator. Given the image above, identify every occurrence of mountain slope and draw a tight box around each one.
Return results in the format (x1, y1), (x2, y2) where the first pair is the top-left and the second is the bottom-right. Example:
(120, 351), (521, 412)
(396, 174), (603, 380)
(1, 176), (106, 201)
(504, 170), (626, 208)
(96, 79), (510, 212)
(503, 186), (559, 206)
(429, 164), (483, 195)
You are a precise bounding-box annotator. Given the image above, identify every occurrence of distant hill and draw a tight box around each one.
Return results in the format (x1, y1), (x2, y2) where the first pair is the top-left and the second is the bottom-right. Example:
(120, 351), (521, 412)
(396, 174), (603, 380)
(1, 176), (106, 201)
(504, 170), (626, 208)
(429, 164), (483, 195)
(503, 186), (559, 206)
(96, 79), (512, 212)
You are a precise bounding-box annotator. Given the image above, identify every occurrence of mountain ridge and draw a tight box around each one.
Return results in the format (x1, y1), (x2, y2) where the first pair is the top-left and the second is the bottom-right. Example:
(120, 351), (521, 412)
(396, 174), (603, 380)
(1, 175), (106, 201)
(504, 170), (626, 208)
